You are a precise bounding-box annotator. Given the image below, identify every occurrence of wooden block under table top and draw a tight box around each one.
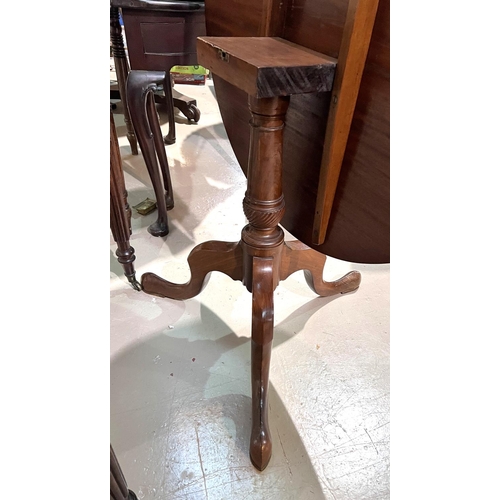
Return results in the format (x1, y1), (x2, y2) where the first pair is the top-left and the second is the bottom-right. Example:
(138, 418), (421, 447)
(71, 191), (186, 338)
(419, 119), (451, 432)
(197, 36), (337, 98)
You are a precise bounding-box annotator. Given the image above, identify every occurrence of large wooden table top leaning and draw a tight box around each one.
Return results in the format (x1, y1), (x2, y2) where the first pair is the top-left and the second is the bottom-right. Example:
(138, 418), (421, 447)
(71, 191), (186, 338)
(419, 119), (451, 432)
(204, 0), (389, 264)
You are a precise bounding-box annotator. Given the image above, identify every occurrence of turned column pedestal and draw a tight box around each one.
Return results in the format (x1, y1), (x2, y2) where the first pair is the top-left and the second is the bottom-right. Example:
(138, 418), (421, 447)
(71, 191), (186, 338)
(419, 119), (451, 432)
(141, 37), (362, 470)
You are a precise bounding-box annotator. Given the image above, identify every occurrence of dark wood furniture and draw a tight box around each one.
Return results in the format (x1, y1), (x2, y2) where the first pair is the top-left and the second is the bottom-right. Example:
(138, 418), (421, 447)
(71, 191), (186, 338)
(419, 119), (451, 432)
(140, 36), (362, 471)
(204, 0), (390, 264)
(111, 0), (206, 146)
(110, 6), (138, 155)
(126, 70), (174, 237)
(111, 445), (138, 500)
(110, 111), (141, 291)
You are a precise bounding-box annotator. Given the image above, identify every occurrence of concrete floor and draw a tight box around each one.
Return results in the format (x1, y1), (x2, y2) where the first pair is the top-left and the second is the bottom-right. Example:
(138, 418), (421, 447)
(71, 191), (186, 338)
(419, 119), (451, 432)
(110, 79), (390, 500)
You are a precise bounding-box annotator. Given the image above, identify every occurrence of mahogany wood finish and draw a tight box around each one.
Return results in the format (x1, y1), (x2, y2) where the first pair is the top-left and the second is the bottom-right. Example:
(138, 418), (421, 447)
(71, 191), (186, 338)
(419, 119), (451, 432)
(197, 37), (337, 98)
(142, 241), (244, 300)
(280, 240), (361, 295)
(141, 37), (361, 470)
(110, 6), (138, 155)
(110, 445), (138, 500)
(113, 0), (205, 138)
(249, 257), (274, 469)
(312, 0), (380, 244)
(110, 111), (141, 291)
(204, 0), (390, 264)
(126, 70), (174, 237)
(117, 2), (205, 69)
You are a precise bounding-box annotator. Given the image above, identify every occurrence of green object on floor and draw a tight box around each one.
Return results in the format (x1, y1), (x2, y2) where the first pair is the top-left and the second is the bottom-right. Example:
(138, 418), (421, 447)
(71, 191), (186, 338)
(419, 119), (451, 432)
(171, 65), (208, 85)
(133, 198), (157, 215)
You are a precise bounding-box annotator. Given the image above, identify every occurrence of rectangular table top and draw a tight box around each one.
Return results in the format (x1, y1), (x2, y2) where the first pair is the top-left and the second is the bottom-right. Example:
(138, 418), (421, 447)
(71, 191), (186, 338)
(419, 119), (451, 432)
(197, 36), (337, 98)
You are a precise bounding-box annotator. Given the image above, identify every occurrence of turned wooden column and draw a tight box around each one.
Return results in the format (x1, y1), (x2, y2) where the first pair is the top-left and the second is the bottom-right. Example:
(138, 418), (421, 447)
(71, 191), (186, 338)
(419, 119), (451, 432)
(241, 96), (288, 273)
(110, 6), (138, 155)
(240, 95), (289, 469)
(110, 111), (141, 291)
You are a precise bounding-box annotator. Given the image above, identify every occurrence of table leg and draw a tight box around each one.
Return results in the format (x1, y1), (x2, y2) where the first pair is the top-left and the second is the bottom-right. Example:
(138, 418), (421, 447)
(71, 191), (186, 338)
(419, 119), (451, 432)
(110, 112), (141, 291)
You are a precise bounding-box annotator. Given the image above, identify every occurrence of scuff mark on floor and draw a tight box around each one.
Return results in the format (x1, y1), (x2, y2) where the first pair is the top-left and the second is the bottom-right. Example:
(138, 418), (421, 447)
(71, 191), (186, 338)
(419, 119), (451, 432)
(195, 426), (209, 499)
(364, 427), (379, 454)
(276, 427), (293, 478)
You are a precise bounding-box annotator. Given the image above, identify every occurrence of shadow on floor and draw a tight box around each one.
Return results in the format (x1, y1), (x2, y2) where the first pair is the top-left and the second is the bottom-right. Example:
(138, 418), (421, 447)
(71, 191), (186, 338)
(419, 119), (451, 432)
(111, 298), (329, 499)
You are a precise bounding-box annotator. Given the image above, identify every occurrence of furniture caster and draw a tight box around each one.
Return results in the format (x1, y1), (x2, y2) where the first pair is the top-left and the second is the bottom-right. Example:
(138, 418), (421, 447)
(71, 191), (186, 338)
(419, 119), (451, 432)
(186, 103), (201, 122)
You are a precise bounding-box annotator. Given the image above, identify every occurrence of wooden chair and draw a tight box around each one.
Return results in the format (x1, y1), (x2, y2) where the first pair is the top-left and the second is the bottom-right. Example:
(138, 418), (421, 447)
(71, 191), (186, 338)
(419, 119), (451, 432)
(110, 1), (205, 148)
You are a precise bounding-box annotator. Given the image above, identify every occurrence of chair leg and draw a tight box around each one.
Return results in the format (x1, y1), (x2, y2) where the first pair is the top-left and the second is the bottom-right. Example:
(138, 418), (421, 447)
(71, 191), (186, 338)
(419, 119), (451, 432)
(126, 70), (173, 237)
(162, 73), (177, 146)
(149, 88), (174, 210)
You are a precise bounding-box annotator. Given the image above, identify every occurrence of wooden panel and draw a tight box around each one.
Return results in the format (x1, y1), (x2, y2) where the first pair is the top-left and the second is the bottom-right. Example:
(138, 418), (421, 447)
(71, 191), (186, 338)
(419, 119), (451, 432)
(122, 9), (206, 70)
(212, 76), (251, 175)
(204, 0), (390, 264)
(312, 0), (381, 244)
(281, 0), (389, 263)
(204, 0), (285, 37)
(141, 20), (186, 55)
(283, 0), (347, 57)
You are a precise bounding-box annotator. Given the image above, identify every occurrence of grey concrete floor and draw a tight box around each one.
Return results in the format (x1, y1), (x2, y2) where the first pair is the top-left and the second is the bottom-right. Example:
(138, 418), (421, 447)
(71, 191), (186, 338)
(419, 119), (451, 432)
(110, 79), (390, 500)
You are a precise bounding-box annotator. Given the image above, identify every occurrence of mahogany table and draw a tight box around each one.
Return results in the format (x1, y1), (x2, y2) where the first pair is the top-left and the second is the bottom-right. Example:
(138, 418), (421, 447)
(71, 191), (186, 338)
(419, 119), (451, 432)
(140, 36), (362, 470)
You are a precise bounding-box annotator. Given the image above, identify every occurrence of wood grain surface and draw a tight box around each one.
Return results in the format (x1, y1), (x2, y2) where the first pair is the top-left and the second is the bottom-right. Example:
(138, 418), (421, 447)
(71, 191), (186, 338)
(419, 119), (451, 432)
(204, 0), (389, 264)
(197, 37), (337, 98)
